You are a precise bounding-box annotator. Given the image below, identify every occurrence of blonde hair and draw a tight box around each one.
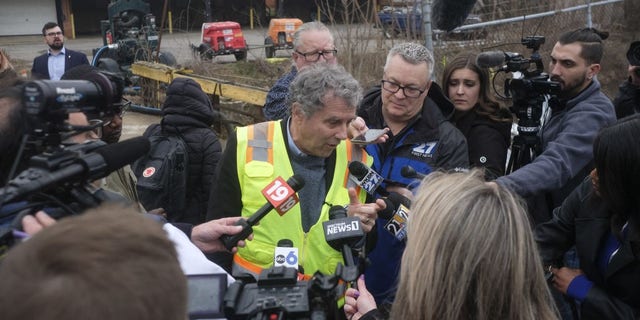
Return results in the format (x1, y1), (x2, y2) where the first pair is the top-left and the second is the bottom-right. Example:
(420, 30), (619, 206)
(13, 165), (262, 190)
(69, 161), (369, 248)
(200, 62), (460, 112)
(391, 170), (558, 320)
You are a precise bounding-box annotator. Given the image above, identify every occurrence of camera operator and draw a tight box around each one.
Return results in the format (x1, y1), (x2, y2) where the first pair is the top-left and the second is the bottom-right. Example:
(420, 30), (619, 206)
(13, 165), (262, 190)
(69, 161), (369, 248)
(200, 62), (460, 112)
(489, 28), (616, 225)
(613, 41), (640, 119)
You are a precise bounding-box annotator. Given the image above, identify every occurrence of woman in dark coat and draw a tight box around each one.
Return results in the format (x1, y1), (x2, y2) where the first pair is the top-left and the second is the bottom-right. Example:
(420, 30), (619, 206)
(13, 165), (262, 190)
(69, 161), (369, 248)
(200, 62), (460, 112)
(144, 78), (222, 224)
(535, 114), (640, 319)
(442, 53), (512, 180)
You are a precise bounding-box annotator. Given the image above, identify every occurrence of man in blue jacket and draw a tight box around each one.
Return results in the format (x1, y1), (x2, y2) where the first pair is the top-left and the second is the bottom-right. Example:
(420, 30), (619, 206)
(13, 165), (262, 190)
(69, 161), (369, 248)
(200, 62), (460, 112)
(31, 22), (88, 80)
(350, 42), (469, 310)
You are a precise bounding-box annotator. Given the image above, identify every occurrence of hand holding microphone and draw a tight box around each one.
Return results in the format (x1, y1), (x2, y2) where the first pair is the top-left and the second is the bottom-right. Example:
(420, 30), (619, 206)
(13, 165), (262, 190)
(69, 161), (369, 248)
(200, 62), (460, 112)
(219, 175), (305, 251)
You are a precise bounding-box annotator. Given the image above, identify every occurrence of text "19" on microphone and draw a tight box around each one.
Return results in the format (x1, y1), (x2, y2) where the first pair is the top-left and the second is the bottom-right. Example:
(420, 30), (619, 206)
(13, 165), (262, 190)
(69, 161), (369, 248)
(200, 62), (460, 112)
(220, 175), (305, 251)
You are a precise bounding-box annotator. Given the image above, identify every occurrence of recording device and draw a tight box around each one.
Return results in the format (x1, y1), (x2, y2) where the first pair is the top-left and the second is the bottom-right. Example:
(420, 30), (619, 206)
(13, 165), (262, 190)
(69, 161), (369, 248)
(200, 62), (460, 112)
(273, 239), (299, 271)
(400, 165), (426, 180)
(323, 206), (363, 271)
(626, 41), (640, 77)
(0, 137), (149, 206)
(219, 175), (305, 251)
(348, 161), (389, 196)
(477, 36), (561, 172)
(187, 273), (228, 319)
(351, 129), (387, 145)
(0, 137), (150, 253)
(379, 193), (411, 241)
(22, 71), (124, 150)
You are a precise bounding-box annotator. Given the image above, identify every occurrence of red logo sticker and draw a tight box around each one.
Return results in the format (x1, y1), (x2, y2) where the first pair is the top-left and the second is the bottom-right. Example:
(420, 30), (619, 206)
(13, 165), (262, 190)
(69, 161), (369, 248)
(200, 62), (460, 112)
(143, 167), (156, 178)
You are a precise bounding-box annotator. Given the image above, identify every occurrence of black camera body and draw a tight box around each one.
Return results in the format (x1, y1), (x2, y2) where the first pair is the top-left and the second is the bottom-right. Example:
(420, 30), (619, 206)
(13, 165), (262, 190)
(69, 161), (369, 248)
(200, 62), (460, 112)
(224, 264), (355, 320)
(22, 70), (124, 151)
(501, 36), (561, 136)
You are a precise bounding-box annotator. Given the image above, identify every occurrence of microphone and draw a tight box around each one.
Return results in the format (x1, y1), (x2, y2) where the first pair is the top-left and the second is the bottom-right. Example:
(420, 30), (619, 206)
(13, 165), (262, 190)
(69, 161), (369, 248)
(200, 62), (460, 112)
(381, 193), (411, 242)
(323, 206), (363, 285)
(476, 51), (508, 68)
(431, 0), (477, 31)
(348, 161), (389, 196)
(220, 175), (305, 251)
(273, 239), (299, 271)
(0, 137), (150, 204)
(400, 165), (427, 180)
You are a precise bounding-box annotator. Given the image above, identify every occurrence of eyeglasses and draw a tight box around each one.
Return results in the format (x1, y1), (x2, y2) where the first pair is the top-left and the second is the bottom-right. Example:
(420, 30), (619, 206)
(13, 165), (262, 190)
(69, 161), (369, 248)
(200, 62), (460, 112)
(294, 49), (338, 62)
(45, 31), (63, 37)
(381, 80), (426, 98)
(103, 100), (131, 126)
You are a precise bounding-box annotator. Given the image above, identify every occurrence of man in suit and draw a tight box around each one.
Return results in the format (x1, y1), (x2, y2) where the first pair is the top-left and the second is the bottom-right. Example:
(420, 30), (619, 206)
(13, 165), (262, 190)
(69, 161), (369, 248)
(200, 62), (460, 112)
(31, 22), (88, 80)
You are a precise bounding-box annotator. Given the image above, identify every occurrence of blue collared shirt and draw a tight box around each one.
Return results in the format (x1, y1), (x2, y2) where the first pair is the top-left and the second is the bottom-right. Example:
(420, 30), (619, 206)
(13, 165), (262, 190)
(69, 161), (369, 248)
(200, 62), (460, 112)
(48, 47), (66, 80)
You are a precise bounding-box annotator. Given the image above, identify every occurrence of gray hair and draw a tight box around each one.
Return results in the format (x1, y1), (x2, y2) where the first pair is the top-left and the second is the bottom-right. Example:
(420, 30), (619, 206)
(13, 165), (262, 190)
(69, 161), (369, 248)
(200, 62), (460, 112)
(292, 21), (333, 50)
(384, 42), (434, 76)
(288, 63), (362, 117)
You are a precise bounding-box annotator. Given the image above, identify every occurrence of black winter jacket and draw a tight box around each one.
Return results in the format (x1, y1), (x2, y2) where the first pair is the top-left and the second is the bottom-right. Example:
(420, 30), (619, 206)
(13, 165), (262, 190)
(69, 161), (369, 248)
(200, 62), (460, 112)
(453, 108), (512, 180)
(144, 78), (222, 224)
(613, 79), (640, 119)
(535, 178), (640, 319)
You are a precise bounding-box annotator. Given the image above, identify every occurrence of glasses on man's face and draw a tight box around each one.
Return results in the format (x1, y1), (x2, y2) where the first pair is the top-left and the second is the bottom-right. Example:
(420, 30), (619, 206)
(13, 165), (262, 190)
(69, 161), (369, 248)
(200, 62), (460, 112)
(103, 100), (131, 127)
(294, 49), (338, 62)
(45, 31), (63, 37)
(381, 80), (426, 98)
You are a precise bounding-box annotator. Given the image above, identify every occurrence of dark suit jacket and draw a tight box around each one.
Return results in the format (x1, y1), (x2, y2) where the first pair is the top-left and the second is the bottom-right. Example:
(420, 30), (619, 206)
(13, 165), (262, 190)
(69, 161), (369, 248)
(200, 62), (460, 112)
(31, 48), (89, 80)
(535, 178), (640, 320)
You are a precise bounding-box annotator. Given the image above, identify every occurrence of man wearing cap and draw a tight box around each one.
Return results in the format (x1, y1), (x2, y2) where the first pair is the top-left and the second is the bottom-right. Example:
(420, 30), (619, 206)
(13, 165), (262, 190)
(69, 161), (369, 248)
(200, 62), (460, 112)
(613, 41), (640, 119)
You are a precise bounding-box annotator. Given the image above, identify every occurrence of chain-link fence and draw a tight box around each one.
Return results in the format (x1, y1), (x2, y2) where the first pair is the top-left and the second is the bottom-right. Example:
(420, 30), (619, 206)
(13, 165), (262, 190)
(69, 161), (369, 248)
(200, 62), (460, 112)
(329, 0), (627, 99)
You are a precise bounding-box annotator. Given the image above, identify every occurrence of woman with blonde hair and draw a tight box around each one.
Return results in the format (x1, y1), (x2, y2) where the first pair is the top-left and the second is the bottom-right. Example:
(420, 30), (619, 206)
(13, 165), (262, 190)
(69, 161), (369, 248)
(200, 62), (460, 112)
(345, 170), (559, 320)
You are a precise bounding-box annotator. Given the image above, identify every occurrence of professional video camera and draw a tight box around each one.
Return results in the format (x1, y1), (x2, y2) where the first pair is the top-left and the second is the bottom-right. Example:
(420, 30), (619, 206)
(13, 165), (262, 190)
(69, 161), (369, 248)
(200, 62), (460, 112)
(0, 72), (148, 254)
(223, 264), (355, 320)
(477, 36), (561, 172)
(22, 69), (125, 151)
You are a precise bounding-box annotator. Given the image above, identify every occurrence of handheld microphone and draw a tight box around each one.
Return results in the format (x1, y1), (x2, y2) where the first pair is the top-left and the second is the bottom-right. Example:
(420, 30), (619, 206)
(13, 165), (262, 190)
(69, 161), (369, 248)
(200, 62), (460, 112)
(431, 0), (477, 31)
(381, 193), (411, 242)
(324, 206), (363, 285)
(0, 136), (150, 205)
(273, 239), (299, 271)
(348, 161), (389, 196)
(400, 165), (427, 180)
(220, 175), (305, 251)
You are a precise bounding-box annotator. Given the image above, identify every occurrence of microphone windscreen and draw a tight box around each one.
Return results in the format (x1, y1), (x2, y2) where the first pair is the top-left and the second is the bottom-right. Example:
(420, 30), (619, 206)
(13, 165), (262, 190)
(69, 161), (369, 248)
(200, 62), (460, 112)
(286, 174), (305, 191)
(348, 161), (368, 180)
(329, 205), (348, 220)
(94, 136), (150, 172)
(388, 192), (411, 208)
(379, 198), (397, 220)
(431, 0), (477, 31)
(276, 239), (293, 247)
(476, 51), (507, 68)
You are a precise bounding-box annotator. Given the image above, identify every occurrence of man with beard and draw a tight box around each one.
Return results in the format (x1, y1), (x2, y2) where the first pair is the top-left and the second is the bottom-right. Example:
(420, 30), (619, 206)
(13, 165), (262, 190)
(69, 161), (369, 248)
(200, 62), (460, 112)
(31, 22), (88, 80)
(489, 28), (616, 226)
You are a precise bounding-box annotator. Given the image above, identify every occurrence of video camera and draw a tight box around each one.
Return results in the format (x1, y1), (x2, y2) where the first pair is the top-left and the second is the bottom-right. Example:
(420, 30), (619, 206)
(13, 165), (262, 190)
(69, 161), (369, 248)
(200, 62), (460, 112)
(22, 69), (125, 151)
(223, 264), (356, 320)
(477, 36), (561, 136)
(477, 36), (561, 172)
(0, 71), (146, 254)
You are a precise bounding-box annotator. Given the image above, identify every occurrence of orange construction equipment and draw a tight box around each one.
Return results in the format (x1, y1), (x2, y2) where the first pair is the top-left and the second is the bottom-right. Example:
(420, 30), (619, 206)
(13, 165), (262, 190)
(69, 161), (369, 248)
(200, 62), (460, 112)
(264, 18), (303, 58)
